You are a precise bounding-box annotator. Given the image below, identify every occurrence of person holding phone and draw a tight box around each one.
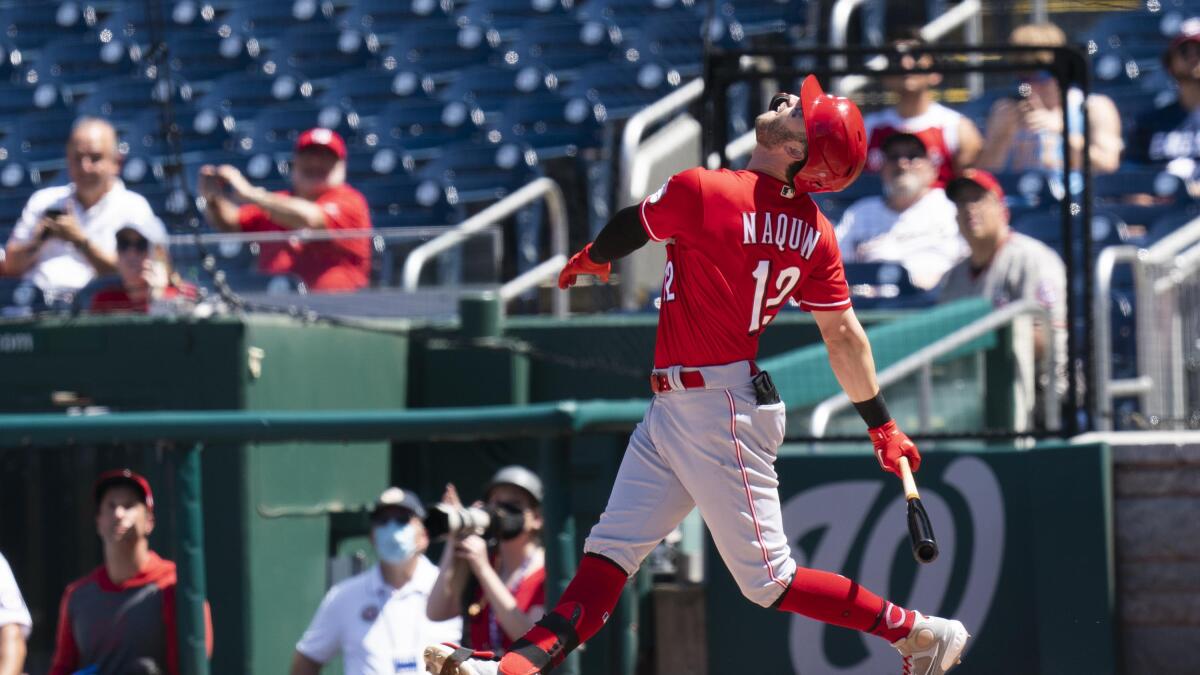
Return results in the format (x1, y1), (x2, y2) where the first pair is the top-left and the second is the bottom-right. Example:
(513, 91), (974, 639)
(89, 221), (196, 314)
(3, 118), (164, 303)
(977, 23), (1123, 177)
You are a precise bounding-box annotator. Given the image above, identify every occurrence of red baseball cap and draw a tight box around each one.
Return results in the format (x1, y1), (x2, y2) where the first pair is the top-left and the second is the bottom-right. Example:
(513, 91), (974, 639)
(94, 469), (154, 511)
(946, 168), (1006, 203)
(295, 127), (347, 160)
(1166, 17), (1200, 62)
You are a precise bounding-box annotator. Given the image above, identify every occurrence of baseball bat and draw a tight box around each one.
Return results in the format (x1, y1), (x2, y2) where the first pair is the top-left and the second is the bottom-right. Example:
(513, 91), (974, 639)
(899, 457), (939, 564)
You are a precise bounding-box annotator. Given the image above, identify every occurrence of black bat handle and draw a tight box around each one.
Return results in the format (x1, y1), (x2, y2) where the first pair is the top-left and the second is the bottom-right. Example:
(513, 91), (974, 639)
(907, 498), (939, 563)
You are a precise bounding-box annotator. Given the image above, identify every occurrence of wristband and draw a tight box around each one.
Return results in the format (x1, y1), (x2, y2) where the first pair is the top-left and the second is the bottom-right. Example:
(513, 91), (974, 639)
(854, 392), (891, 429)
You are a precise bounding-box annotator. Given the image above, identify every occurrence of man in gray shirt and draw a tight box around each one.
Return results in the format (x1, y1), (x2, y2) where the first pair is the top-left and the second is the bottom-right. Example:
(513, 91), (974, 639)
(940, 169), (1068, 418)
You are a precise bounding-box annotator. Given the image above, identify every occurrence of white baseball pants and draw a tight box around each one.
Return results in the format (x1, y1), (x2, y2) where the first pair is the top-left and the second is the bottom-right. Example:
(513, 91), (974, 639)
(584, 360), (798, 607)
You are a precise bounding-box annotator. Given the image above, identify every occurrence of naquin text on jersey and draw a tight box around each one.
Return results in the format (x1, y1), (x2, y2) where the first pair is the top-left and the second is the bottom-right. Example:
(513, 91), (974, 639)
(741, 212), (821, 259)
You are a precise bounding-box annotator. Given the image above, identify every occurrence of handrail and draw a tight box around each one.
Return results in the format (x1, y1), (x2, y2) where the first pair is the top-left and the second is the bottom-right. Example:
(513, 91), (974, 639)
(618, 77), (706, 207)
(919, 0), (982, 42)
(168, 226), (455, 246)
(401, 177), (569, 316)
(810, 299), (1058, 437)
(829, 0), (870, 75)
(1093, 245), (1140, 431)
(0, 400), (650, 447)
(500, 254), (567, 305)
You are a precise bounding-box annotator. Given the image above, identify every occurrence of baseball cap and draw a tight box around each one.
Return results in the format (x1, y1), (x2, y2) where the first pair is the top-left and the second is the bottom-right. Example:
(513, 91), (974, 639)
(879, 132), (928, 158)
(295, 127), (347, 160)
(1167, 17), (1200, 57)
(116, 219), (168, 248)
(946, 168), (1006, 203)
(484, 465), (544, 505)
(371, 487), (425, 519)
(94, 469), (154, 511)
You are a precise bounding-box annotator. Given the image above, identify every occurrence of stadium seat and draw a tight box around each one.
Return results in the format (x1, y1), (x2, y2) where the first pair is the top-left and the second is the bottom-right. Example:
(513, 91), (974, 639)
(366, 97), (483, 155)
(23, 35), (139, 86)
(379, 22), (496, 75)
(130, 106), (237, 154)
(455, 0), (576, 36)
(843, 261), (935, 309)
(1012, 209), (1134, 249)
(266, 23), (380, 80)
(317, 69), (429, 121)
(357, 176), (465, 228)
(75, 76), (195, 122)
(501, 17), (620, 70)
(338, 0), (457, 39)
(437, 64), (559, 118)
(212, 2), (336, 42)
(494, 93), (605, 152)
(193, 69), (315, 121)
(575, 0), (699, 27)
(0, 81), (69, 119)
(2, 109), (78, 162)
(714, 0), (809, 37)
(238, 102), (359, 156)
(165, 32), (260, 82)
(0, 277), (46, 316)
(415, 140), (542, 204)
(556, 61), (684, 119)
(0, 2), (95, 50)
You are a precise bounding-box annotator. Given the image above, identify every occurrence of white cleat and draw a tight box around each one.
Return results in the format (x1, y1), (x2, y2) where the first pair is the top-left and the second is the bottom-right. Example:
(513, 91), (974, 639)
(423, 643), (501, 675)
(892, 613), (970, 675)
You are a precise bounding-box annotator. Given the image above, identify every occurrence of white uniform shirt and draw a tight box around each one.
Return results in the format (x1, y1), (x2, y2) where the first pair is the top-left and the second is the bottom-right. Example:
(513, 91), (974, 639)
(835, 188), (966, 290)
(6, 180), (164, 295)
(296, 557), (462, 675)
(0, 552), (31, 639)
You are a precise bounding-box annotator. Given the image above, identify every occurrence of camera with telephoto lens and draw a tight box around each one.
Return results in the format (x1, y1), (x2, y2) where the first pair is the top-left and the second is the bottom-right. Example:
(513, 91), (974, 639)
(424, 502), (526, 542)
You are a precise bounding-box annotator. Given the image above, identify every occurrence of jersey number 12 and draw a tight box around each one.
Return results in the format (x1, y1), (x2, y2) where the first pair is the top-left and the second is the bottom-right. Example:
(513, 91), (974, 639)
(749, 260), (800, 333)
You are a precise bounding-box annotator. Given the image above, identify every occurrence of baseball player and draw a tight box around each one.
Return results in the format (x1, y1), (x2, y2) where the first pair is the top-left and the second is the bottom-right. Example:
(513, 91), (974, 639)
(425, 76), (969, 675)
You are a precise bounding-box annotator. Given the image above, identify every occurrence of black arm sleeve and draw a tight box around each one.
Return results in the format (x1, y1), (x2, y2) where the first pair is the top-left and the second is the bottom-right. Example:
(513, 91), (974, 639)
(588, 205), (649, 264)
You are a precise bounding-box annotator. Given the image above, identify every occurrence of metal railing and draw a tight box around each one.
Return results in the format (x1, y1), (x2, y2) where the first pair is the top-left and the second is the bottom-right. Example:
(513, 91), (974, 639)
(618, 77), (707, 208)
(810, 299), (1059, 437)
(167, 226), (455, 246)
(1094, 214), (1200, 430)
(401, 177), (569, 316)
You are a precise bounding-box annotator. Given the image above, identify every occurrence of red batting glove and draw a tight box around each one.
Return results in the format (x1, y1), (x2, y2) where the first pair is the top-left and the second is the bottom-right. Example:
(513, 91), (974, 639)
(869, 420), (921, 476)
(558, 243), (611, 289)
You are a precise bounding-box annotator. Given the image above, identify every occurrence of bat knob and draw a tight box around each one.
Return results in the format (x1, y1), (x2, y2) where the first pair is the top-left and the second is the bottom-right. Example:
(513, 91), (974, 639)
(914, 540), (939, 563)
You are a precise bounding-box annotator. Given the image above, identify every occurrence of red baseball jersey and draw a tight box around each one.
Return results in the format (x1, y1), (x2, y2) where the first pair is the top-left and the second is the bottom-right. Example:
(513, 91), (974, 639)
(864, 103), (965, 187)
(639, 167), (850, 369)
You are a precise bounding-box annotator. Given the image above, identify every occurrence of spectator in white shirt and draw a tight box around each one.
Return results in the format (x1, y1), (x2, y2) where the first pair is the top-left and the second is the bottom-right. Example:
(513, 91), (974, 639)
(0, 552), (30, 675)
(3, 117), (163, 301)
(836, 133), (966, 289)
(291, 488), (461, 675)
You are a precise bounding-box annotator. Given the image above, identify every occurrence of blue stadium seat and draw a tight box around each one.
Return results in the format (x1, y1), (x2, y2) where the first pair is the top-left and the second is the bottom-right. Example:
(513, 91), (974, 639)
(366, 97), (483, 155)
(557, 61), (683, 116)
(238, 103), (358, 156)
(1012, 209), (1134, 249)
(212, 2), (335, 41)
(379, 22), (495, 74)
(0, 2), (95, 50)
(338, 0), (457, 39)
(0, 81), (68, 119)
(75, 77), (195, 122)
(495, 93), (604, 152)
(357, 176), (464, 228)
(318, 69), (429, 120)
(437, 64), (558, 117)
(2, 109), (78, 162)
(130, 107), (237, 154)
(843, 261), (935, 309)
(23, 35), (139, 86)
(0, 278), (46, 316)
(1093, 168), (1191, 205)
(455, 0), (575, 35)
(193, 69), (315, 121)
(714, 0), (808, 37)
(501, 17), (620, 70)
(165, 32), (260, 82)
(575, 0), (699, 27)
(266, 23), (380, 79)
(95, 1), (215, 53)
(415, 141), (542, 204)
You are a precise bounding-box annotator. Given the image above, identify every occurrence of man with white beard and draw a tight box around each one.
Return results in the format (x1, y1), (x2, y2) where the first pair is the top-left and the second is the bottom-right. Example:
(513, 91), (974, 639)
(835, 133), (965, 290)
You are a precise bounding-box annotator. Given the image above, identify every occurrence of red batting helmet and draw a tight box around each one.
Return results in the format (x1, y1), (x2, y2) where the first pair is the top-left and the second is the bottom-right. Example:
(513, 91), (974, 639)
(792, 75), (867, 194)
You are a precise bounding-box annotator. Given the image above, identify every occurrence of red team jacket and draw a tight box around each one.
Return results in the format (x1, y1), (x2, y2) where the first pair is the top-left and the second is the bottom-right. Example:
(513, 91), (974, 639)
(639, 167), (851, 368)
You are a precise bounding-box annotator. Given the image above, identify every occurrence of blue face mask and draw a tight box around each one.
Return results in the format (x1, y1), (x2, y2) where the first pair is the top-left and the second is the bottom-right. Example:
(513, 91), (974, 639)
(374, 521), (419, 564)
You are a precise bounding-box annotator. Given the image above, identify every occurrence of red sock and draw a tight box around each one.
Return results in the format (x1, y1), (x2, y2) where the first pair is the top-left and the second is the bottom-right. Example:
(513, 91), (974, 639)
(499, 554), (628, 674)
(776, 567), (914, 643)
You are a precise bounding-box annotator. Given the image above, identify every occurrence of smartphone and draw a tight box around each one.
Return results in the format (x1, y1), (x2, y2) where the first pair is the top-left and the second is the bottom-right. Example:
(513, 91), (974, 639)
(39, 208), (64, 241)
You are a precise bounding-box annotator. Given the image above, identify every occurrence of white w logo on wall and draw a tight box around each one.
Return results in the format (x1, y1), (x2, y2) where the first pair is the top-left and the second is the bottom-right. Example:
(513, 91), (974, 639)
(782, 457), (1005, 674)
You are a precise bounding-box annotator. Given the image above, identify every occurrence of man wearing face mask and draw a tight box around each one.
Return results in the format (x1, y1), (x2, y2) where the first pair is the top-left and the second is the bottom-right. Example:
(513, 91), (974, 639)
(199, 127), (372, 292)
(291, 487), (460, 675)
(836, 133), (965, 290)
(426, 466), (546, 655)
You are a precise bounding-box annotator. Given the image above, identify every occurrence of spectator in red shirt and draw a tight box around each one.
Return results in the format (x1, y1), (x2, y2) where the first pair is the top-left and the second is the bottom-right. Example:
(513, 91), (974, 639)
(198, 128), (372, 292)
(90, 222), (197, 314)
(427, 466), (547, 654)
(51, 470), (213, 675)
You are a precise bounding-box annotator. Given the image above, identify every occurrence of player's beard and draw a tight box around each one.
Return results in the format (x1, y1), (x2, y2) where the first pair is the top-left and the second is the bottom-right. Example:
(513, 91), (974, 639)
(755, 114), (806, 150)
(883, 171), (929, 204)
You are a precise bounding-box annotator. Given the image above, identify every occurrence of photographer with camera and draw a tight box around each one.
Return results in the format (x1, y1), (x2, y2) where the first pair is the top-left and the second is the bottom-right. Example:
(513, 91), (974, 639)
(426, 466), (546, 654)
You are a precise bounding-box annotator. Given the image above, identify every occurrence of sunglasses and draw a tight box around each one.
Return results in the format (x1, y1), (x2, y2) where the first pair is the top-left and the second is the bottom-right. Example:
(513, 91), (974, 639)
(883, 150), (927, 163)
(370, 509), (415, 526)
(116, 237), (149, 253)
